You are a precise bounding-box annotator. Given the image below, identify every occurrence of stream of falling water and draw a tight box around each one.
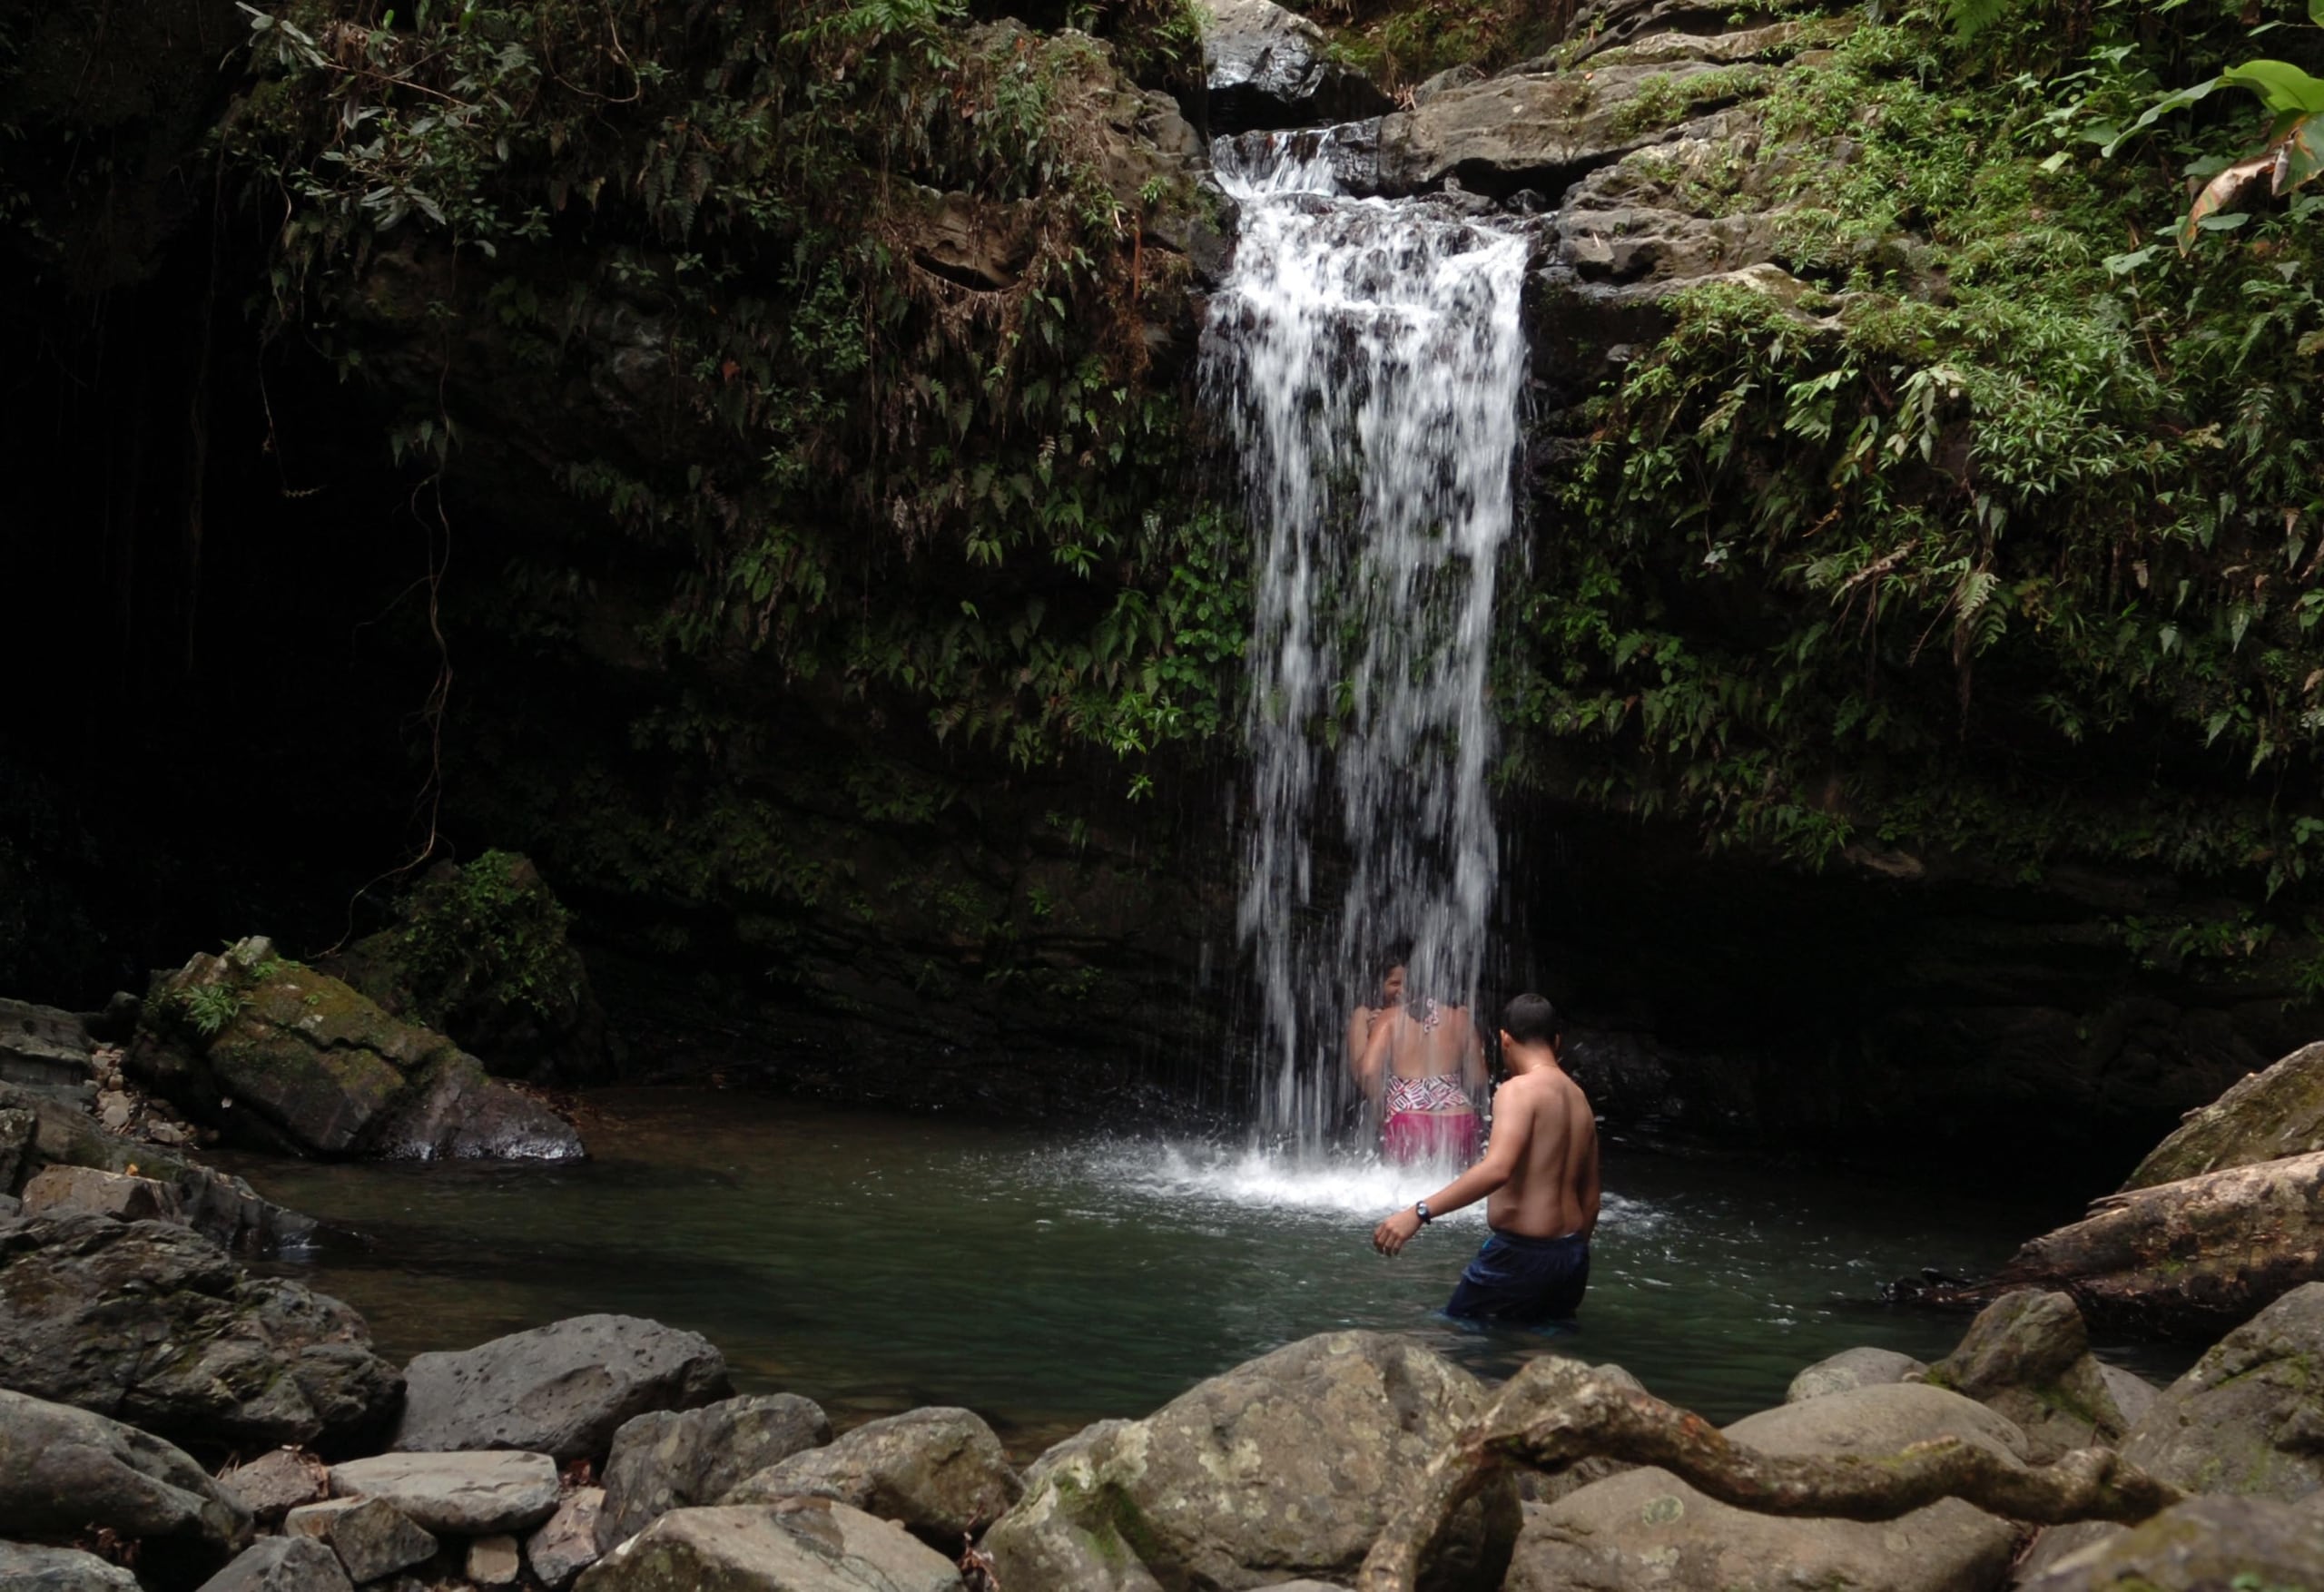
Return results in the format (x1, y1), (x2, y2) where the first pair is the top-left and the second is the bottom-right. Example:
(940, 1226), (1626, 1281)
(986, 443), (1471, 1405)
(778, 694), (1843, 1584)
(1204, 131), (1531, 1153)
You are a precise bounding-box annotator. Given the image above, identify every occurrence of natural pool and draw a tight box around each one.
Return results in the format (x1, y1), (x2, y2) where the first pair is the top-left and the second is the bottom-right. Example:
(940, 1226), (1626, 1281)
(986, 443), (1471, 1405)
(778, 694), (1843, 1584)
(232, 1089), (2144, 1459)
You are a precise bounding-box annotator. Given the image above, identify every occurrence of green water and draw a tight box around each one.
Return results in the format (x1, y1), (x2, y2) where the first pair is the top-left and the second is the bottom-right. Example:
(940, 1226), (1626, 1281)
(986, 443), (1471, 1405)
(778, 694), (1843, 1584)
(233, 1090), (2112, 1458)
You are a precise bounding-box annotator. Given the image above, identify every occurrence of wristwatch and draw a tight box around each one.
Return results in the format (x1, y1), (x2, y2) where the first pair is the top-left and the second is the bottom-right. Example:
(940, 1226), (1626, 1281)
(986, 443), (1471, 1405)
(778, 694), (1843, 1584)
(1413, 1201), (1433, 1225)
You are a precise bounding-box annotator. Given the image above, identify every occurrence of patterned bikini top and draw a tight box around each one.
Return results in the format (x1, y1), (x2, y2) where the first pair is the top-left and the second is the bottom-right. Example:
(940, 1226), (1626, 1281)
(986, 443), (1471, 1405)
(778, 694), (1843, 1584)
(1384, 1072), (1471, 1114)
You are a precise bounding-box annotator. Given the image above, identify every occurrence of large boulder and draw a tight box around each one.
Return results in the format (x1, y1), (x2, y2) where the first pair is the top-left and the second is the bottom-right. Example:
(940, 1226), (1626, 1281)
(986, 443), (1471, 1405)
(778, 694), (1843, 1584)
(0, 1389), (251, 1588)
(1906, 1151), (2324, 1337)
(1506, 1382), (2028, 1592)
(0, 1079), (310, 1255)
(393, 1314), (730, 1461)
(723, 1406), (1019, 1548)
(0, 1542), (141, 1591)
(19, 1165), (174, 1223)
(0, 999), (94, 1090)
(328, 1451), (561, 1537)
(981, 1331), (1519, 1592)
(1202, 0), (1389, 134)
(126, 938), (582, 1163)
(2020, 1495), (2324, 1591)
(2125, 1040), (2324, 1188)
(0, 1214), (400, 1455)
(327, 852), (613, 1086)
(1921, 1291), (2144, 1462)
(575, 1501), (961, 1592)
(596, 1393), (831, 1550)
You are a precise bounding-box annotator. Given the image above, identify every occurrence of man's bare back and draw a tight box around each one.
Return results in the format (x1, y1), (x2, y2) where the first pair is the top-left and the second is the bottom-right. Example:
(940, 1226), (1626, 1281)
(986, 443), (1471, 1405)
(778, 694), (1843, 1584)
(1370, 993), (1600, 1323)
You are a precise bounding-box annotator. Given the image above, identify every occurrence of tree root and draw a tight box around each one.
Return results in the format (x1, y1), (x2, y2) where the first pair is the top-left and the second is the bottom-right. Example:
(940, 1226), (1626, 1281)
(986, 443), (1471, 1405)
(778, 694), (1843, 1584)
(1356, 1357), (2183, 1592)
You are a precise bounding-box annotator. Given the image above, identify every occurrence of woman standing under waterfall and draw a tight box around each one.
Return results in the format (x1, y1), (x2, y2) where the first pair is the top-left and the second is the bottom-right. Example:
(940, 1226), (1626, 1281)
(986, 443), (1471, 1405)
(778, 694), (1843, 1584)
(1352, 963), (1488, 1165)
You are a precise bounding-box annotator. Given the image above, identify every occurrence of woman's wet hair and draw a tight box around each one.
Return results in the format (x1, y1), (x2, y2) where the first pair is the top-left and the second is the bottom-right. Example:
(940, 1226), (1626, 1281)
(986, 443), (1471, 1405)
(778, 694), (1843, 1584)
(1377, 944), (1413, 985)
(1500, 992), (1561, 1045)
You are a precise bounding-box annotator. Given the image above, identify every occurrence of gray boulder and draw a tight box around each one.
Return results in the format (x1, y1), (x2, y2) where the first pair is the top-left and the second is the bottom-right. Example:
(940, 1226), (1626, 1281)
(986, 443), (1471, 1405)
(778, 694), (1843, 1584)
(1786, 1346), (1925, 1403)
(1506, 1382), (2028, 1592)
(596, 1393), (829, 1550)
(193, 1538), (351, 1592)
(724, 1406), (1019, 1548)
(527, 1488), (606, 1589)
(126, 941), (581, 1164)
(328, 1451), (560, 1537)
(217, 1450), (329, 1523)
(0, 1214), (400, 1454)
(2024, 1280), (2324, 1576)
(0, 1542), (141, 1591)
(0, 1390), (251, 1587)
(1202, 0), (1389, 133)
(19, 1166), (175, 1223)
(1922, 1290), (2142, 1462)
(982, 1331), (1518, 1592)
(285, 1497), (436, 1583)
(0, 1106), (34, 1190)
(394, 1313), (730, 1461)
(576, 1502), (961, 1592)
(0, 1079), (310, 1255)
(2020, 1495), (2324, 1590)
(2125, 1039), (2324, 1188)
(0, 999), (94, 1091)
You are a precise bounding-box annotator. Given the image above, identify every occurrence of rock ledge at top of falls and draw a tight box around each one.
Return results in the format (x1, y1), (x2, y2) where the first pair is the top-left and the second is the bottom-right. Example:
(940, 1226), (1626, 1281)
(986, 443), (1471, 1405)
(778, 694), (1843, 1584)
(126, 937), (583, 1163)
(1203, 0), (1391, 134)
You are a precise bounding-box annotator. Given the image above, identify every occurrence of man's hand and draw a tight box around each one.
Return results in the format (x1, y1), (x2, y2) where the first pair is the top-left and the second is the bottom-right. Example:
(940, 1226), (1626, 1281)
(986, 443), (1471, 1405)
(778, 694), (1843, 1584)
(1373, 1207), (1423, 1257)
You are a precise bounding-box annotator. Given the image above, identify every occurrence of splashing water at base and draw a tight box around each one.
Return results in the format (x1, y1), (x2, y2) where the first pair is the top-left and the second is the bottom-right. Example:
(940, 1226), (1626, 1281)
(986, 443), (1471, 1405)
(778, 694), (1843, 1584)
(1206, 130), (1531, 1150)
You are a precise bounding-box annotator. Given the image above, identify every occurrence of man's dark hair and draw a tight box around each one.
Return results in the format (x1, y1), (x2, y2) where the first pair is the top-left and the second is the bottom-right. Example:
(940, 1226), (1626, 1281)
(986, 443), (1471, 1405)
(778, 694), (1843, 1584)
(1501, 993), (1561, 1046)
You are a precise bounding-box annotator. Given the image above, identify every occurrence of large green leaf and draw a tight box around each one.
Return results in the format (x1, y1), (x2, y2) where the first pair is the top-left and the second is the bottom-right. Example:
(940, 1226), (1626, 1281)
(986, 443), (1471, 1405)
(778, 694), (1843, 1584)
(2221, 59), (2324, 116)
(2280, 112), (2324, 192)
(2181, 153), (2274, 248)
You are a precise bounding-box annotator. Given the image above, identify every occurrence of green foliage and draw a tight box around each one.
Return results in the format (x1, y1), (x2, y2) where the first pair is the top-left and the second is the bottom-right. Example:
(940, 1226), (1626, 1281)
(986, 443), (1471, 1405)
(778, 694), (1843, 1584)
(1508, 0), (2324, 894)
(395, 851), (574, 1025)
(176, 981), (249, 1039)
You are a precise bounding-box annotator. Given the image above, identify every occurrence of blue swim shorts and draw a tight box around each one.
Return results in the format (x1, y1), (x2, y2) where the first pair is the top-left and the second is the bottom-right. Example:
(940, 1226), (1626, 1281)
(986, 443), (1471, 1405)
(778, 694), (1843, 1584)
(1444, 1227), (1590, 1323)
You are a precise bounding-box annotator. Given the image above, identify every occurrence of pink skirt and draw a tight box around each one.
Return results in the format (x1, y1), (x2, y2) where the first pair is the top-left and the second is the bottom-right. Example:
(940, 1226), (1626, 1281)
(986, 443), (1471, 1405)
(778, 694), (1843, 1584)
(1383, 1109), (1482, 1165)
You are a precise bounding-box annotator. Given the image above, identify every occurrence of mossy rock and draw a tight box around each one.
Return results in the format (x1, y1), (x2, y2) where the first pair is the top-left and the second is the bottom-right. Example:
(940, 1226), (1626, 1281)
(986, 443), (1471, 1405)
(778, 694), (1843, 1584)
(2124, 1041), (2324, 1191)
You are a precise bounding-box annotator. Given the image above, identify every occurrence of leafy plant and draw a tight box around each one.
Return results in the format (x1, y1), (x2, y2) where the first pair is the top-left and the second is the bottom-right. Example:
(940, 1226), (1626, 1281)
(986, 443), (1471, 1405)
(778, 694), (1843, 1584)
(176, 982), (249, 1039)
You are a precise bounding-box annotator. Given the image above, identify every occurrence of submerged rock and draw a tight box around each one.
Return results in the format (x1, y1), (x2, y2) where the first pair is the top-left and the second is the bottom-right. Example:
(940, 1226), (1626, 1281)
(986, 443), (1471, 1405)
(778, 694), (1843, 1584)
(0, 1214), (400, 1455)
(1506, 1382), (2026, 1592)
(723, 1405), (1019, 1548)
(127, 938), (583, 1163)
(983, 1330), (1518, 1591)
(0, 1388), (252, 1587)
(2125, 1039), (2324, 1188)
(394, 1314), (730, 1461)
(597, 1392), (829, 1551)
(575, 1501), (960, 1592)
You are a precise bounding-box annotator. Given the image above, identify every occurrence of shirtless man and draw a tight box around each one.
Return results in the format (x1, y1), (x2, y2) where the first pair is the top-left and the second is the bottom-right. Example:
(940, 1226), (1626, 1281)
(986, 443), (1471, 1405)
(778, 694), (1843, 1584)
(1371, 993), (1600, 1323)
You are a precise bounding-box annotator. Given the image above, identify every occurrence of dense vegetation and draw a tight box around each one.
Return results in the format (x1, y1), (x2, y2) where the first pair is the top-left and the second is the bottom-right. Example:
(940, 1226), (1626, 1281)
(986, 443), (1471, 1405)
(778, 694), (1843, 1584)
(1493, 0), (2324, 958)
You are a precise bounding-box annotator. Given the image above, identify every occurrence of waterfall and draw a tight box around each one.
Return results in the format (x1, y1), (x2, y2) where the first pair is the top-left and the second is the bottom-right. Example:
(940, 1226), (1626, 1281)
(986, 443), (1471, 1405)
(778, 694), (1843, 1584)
(1204, 129), (1531, 1154)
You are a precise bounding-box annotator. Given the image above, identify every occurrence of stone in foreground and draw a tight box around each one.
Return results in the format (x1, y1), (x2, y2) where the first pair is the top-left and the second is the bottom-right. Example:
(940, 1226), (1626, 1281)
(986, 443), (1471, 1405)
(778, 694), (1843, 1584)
(328, 1450), (560, 1537)
(18, 1165), (175, 1223)
(1784, 1345), (1925, 1403)
(0, 1214), (400, 1453)
(218, 1450), (329, 1523)
(724, 1405), (1019, 1548)
(2020, 1494), (2324, 1590)
(192, 1537), (351, 1592)
(527, 1487), (606, 1589)
(1922, 1290), (2142, 1462)
(467, 1533), (522, 1586)
(288, 1496), (436, 1583)
(576, 1501), (960, 1592)
(0, 1389), (251, 1586)
(0, 1541), (141, 1591)
(393, 1313), (730, 1461)
(1505, 1382), (2028, 1592)
(982, 1330), (1518, 1592)
(596, 1392), (829, 1550)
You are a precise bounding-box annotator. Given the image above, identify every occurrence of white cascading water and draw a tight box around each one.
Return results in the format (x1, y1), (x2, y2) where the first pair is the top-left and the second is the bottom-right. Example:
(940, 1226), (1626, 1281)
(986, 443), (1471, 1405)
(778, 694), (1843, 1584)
(1204, 130), (1531, 1155)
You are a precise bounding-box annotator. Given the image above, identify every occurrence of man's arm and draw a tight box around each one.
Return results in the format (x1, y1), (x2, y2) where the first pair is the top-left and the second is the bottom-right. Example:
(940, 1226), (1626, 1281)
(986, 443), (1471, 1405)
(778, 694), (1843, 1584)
(1373, 1079), (1529, 1256)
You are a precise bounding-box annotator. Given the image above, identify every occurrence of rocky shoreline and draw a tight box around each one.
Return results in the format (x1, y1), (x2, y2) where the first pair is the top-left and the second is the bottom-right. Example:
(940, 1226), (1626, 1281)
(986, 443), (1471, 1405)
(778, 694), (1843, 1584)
(7, 965), (2324, 1588)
